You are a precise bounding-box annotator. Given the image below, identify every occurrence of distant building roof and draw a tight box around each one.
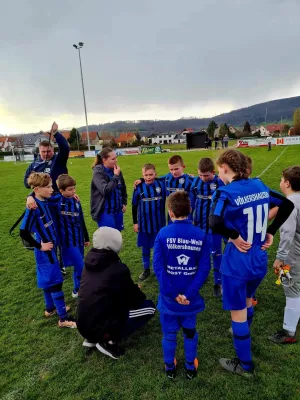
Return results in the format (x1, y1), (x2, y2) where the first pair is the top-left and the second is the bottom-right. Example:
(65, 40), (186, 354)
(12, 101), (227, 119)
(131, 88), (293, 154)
(21, 133), (49, 146)
(118, 132), (136, 142)
(61, 131), (70, 140)
(267, 124), (284, 133)
(174, 134), (186, 139)
(81, 131), (99, 141)
(180, 128), (194, 133)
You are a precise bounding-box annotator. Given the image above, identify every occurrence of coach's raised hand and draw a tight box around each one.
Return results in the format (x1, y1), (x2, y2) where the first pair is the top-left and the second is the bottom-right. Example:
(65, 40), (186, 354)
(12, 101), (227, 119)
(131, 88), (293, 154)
(50, 121), (58, 136)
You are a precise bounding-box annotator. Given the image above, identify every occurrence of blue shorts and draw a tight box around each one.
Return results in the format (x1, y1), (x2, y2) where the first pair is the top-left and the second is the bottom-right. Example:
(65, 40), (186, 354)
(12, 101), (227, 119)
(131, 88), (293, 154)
(160, 313), (197, 333)
(97, 212), (124, 231)
(61, 246), (84, 268)
(222, 275), (264, 311)
(35, 248), (63, 289)
(137, 232), (157, 248)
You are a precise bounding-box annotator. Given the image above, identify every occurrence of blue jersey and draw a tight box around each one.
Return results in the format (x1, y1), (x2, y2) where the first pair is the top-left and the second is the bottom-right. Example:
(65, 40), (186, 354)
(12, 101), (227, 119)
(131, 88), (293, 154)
(210, 178), (285, 280)
(48, 195), (88, 249)
(159, 173), (194, 197)
(132, 180), (166, 233)
(23, 133), (69, 193)
(103, 167), (123, 214)
(153, 219), (210, 315)
(190, 175), (224, 232)
(20, 198), (58, 265)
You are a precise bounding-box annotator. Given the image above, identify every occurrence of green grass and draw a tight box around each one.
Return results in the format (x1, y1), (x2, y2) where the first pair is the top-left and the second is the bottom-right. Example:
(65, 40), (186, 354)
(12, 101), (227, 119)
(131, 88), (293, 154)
(161, 143), (187, 150)
(1, 146), (300, 400)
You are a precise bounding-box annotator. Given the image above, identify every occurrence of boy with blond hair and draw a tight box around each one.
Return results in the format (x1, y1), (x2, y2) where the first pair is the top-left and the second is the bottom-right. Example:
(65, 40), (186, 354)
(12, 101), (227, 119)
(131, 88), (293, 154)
(20, 173), (76, 328)
(132, 164), (166, 281)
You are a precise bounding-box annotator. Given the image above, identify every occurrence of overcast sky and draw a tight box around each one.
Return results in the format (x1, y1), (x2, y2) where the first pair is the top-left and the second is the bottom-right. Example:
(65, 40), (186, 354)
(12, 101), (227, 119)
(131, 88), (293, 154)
(1, 0), (299, 134)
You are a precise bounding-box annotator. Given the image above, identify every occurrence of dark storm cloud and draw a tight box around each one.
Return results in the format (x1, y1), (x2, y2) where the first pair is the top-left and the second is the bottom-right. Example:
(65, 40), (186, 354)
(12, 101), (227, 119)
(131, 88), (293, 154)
(1, 0), (299, 129)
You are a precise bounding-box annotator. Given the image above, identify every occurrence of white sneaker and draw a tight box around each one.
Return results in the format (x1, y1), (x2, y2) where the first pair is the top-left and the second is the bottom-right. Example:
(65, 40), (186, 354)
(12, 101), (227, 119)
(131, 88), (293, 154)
(83, 339), (96, 348)
(72, 290), (78, 299)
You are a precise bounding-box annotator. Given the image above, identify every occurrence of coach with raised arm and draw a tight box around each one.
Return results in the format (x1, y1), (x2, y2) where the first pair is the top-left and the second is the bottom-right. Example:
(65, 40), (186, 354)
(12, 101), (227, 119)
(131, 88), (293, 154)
(24, 122), (70, 193)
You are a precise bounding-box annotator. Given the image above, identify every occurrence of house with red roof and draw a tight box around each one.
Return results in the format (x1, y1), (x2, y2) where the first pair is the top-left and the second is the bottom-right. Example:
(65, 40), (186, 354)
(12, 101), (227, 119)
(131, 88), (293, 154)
(115, 132), (137, 147)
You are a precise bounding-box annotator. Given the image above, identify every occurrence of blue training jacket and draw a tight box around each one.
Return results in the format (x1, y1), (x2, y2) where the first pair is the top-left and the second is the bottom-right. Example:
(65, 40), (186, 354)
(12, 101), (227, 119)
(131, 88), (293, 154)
(153, 219), (211, 315)
(24, 132), (69, 192)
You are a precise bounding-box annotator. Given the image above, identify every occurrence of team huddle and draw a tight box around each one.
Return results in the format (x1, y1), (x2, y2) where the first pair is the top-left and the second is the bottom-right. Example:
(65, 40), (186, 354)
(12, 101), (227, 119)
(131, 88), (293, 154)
(20, 134), (300, 380)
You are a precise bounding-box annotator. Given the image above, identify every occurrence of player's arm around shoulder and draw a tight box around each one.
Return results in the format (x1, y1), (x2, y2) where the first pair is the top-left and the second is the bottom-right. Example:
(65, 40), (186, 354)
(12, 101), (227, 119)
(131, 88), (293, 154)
(267, 190), (295, 236)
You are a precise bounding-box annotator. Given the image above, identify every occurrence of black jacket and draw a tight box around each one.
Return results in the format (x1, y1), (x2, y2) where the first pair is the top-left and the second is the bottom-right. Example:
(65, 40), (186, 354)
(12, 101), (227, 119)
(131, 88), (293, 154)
(90, 164), (127, 221)
(76, 248), (146, 342)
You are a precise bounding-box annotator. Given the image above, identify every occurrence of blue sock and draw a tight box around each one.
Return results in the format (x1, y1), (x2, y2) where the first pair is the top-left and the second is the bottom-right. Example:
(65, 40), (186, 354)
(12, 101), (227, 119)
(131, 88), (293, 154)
(73, 257), (83, 292)
(162, 332), (177, 368)
(212, 255), (222, 285)
(43, 290), (55, 311)
(73, 270), (82, 292)
(51, 290), (68, 320)
(231, 321), (253, 371)
(183, 331), (198, 369)
(142, 247), (151, 270)
(247, 306), (254, 328)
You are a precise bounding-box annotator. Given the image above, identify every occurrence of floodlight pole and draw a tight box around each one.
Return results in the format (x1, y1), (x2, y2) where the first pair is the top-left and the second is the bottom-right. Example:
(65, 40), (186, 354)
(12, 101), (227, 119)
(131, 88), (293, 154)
(73, 42), (90, 151)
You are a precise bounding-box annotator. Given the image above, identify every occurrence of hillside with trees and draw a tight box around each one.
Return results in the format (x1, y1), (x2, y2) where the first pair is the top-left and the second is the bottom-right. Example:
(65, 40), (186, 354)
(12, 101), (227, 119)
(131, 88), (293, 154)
(76, 96), (300, 134)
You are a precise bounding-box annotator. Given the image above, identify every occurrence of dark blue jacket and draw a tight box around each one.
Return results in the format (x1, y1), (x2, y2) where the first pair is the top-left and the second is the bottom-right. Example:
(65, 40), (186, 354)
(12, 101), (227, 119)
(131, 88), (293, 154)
(153, 219), (210, 315)
(24, 133), (69, 192)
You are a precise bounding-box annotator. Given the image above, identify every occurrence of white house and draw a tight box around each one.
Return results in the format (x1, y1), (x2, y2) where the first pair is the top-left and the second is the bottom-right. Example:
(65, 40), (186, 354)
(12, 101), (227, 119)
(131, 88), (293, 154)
(257, 126), (270, 137)
(148, 132), (186, 145)
(18, 134), (50, 153)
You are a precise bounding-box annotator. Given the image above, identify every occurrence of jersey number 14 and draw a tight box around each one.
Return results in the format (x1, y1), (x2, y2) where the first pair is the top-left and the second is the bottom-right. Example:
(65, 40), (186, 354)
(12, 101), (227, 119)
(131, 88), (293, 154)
(243, 203), (269, 244)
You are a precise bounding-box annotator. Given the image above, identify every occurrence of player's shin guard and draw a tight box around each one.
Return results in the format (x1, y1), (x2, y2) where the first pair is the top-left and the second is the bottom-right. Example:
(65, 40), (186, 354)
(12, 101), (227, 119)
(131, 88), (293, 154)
(142, 247), (151, 270)
(247, 306), (254, 328)
(162, 332), (177, 367)
(51, 289), (68, 320)
(183, 328), (198, 369)
(43, 289), (55, 311)
(232, 321), (253, 371)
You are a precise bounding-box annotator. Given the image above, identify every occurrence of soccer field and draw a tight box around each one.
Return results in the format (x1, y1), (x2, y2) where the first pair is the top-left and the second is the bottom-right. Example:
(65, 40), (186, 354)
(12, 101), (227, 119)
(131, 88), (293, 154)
(1, 146), (300, 400)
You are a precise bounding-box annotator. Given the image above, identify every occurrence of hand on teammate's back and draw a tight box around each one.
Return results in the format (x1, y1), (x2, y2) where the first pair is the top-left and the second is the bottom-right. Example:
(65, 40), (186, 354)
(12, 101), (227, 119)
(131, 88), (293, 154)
(229, 236), (251, 253)
(261, 233), (273, 250)
(41, 241), (53, 252)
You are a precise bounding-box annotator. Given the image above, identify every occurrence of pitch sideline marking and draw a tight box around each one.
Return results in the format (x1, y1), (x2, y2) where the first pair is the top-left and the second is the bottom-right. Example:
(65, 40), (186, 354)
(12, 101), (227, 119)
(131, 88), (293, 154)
(257, 146), (288, 178)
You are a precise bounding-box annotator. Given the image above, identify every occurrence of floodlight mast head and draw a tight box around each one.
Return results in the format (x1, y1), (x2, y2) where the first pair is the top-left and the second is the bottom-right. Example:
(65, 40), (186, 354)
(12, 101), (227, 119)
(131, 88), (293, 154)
(73, 43), (84, 49)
